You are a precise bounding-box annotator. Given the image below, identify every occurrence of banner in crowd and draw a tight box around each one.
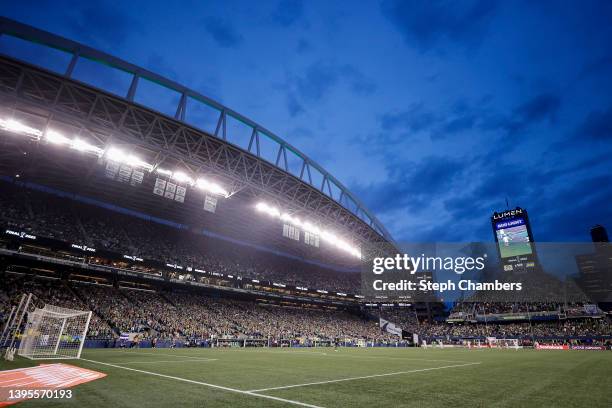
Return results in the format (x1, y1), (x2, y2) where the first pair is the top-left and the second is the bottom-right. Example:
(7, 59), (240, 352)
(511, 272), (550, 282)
(379, 318), (402, 337)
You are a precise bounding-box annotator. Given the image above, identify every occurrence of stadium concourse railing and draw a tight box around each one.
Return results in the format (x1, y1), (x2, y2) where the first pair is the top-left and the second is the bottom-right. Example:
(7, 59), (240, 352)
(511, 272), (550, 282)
(0, 17), (395, 245)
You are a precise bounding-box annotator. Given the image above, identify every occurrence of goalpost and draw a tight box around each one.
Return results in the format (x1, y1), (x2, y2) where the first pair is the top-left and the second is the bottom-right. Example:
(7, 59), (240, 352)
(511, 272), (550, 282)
(18, 304), (92, 360)
(2, 294), (92, 361)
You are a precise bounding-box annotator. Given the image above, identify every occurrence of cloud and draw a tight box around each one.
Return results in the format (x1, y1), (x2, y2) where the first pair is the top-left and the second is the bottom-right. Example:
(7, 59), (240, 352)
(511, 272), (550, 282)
(66, 4), (137, 49)
(145, 54), (180, 81)
(202, 17), (243, 48)
(377, 101), (477, 142)
(295, 62), (341, 102)
(514, 93), (560, 125)
(286, 92), (305, 117)
(272, 0), (304, 27)
(352, 156), (467, 215)
(296, 38), (312, 53)
(344, 66), (377, 95)
(286, 62), (376, 115)
(380, 104), (436, 133)
(481, 92), (561, 136)
(533, 175), (612, 240)
(380, 0), (498, 52)
(441, 114), (476, 135)
(573, 106), (612, 141)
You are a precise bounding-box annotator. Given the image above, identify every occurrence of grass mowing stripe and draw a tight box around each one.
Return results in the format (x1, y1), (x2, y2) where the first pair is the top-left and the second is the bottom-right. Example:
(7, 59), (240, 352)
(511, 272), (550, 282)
(248, 362), (482, 392)
(80, 358), (324, 408)
(111, 351), (205, 359)
(232, 349), (472, 364)
(113, 358), (218, 364)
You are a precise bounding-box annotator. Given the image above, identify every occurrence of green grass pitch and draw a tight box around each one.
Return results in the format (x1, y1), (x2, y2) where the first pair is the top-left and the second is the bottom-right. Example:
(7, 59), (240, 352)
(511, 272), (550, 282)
(1, 347), (611, 407)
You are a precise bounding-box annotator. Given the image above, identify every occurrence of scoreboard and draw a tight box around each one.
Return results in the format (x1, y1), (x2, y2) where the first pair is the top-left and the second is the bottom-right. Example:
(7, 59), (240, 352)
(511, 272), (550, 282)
(491, 207), (537, 272)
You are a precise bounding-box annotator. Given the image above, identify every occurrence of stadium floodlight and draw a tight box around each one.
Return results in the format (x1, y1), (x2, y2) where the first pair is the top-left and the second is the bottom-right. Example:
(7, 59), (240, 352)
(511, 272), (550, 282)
(105, 147), (153, 171)
(155, 168), (230, 197)
(71, 138), (104, 155)
(172, 171), (194, 185)
(45, 130), (71, 145)
(281, 212), (301, 226)
(0, 118), (43, 138)
(196, 178), (229, 197)
(155, 167), (173, 176)
(256, 202), (281, 217)
(0, 119), (106, 157)
(302, 221), (320, 235)
(255, 201), (361, 258)
(45, 130), (104, 156)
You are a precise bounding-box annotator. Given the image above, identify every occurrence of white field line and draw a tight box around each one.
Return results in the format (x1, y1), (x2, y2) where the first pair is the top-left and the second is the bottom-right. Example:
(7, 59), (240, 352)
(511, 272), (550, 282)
(113, 358), (218, 364)
(248, 362), (482, 393)
(80, 358), (324, 408)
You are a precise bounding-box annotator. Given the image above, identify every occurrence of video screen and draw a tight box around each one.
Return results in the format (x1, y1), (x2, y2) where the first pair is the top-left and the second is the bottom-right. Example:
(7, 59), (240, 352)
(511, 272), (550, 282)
(495, 219), (533, 258)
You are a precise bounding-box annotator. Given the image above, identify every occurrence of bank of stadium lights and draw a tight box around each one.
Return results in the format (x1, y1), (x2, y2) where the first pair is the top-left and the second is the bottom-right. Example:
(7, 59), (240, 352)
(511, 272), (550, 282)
(0, 118), (42, 137)
(46, 130), (104, 156)
(154, 168), (230, 197)
(0, 118), (103, 155)
(105, 150), (229, 197)
(255, 202), (362, 258)
(105, 147), (153, 171)
(1, 118), (231, 196)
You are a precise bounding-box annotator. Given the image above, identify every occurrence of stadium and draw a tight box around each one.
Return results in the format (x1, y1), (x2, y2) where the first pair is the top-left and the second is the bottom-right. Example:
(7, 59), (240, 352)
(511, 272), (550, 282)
(0, 13), (611, 408)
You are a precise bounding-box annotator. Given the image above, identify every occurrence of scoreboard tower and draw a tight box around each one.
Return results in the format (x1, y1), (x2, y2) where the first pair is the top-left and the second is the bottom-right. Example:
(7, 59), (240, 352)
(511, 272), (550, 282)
(491, 207), (538, 272)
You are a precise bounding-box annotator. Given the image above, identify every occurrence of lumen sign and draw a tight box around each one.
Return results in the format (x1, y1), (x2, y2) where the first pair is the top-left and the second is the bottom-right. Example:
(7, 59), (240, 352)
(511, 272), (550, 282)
(492, 208), (524, 220)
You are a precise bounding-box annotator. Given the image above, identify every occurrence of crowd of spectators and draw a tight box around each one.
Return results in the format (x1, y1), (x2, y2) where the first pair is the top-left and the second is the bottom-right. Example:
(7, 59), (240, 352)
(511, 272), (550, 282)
(378, 301), (610, 339)
(3, 276), (609, 345)
(1, 276), (393, 342)
(0, 275), (114, 339)
(415, 319), (611, 338)
(0, 183), (359, 293)
(1, 184), (610, 346)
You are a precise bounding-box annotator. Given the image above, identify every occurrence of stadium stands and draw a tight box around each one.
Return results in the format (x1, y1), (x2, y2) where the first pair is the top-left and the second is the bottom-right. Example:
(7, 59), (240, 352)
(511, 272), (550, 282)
(0, 182), (360, 293)
(2, 274), (609, 347)
(0, 275), (394, 343)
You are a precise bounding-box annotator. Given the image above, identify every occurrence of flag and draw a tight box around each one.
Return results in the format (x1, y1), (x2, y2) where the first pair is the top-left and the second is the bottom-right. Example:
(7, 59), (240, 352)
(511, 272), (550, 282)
(379, 318), (402, 337)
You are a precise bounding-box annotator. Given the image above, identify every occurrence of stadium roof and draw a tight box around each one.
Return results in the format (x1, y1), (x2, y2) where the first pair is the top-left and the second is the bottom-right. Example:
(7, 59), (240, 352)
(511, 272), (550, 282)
(0, 17), (396, 267)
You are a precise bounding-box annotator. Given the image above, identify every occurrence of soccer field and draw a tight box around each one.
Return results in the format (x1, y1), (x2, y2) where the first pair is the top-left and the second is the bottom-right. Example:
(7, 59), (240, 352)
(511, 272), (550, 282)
(1, 347), (611, 407)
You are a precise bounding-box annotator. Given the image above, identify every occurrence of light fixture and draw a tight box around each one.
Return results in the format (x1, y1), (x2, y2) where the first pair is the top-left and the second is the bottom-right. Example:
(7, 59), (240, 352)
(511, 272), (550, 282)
(255, 201), (361, 258)
(105, 147), (153, 171)
(0, 118), (43, 138)
(45, 130), (71, 145)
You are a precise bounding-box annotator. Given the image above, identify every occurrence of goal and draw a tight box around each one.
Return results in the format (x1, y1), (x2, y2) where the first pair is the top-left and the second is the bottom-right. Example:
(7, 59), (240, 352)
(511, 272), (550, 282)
(17, 304), (92, 360)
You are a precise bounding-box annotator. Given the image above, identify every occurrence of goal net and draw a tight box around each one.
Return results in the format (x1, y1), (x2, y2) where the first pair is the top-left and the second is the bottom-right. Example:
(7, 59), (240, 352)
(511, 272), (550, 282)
(17, 304), (92, 360)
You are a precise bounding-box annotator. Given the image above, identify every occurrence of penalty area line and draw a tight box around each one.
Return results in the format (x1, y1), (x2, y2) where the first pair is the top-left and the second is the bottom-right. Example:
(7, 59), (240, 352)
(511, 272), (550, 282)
(80, 358), (324, 408)
(248, 362), (482, 393)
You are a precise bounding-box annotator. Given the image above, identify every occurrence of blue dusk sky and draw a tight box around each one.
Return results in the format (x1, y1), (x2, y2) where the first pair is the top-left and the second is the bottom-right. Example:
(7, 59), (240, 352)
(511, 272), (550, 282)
(1, 0), (611, 242)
